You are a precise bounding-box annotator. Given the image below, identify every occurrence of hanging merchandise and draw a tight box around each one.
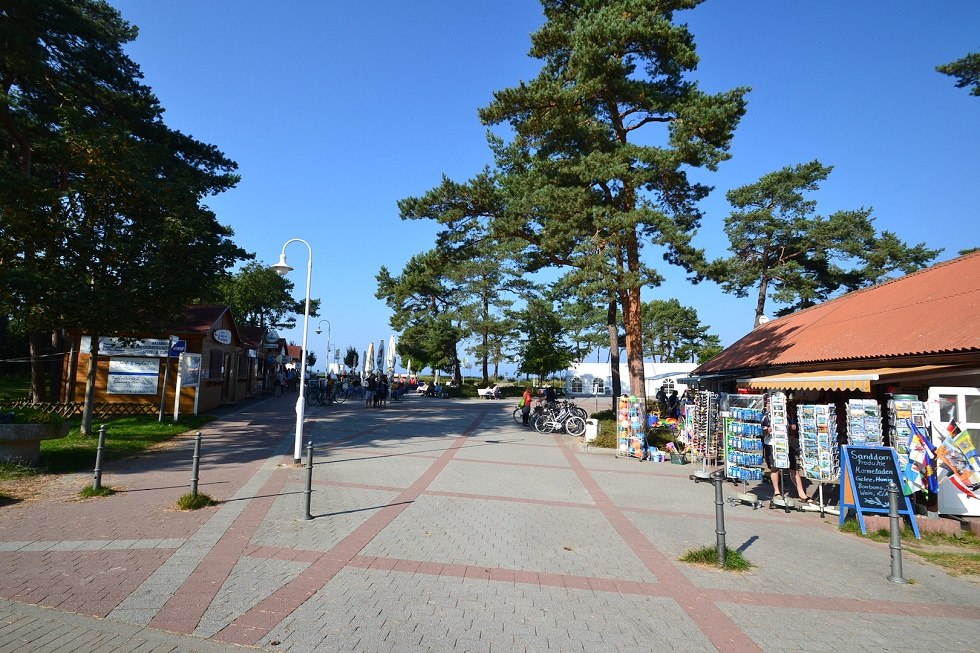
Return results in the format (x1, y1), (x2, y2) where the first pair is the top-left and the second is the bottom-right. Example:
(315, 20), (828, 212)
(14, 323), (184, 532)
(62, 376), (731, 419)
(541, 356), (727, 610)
(690, 390), (722, 468)
(724, 393), (766, 481)
(890, 395), (928, 493)
(798, 404), (839, 481)
(616, 396), (644, 458)
(846, 398), (883, 446)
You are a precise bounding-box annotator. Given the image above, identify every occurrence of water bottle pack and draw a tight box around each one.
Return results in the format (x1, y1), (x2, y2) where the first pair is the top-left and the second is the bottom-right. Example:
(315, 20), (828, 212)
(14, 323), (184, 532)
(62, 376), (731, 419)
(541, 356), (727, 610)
(727, 464), (764, 481)
(730, 407), (765, 423)
(727, 450), (764, 467)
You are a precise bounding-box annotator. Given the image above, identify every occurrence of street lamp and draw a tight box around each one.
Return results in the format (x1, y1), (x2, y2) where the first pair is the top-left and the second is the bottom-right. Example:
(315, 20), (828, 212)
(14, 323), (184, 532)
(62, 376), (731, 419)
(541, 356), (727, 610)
(272, 238), (312, 464)
(315, 319), (330, 375)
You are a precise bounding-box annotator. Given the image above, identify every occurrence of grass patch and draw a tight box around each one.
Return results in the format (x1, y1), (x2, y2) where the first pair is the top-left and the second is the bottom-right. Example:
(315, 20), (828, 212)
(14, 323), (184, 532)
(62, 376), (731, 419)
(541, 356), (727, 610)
(38, 414), (216, 474)
(0, 460), (39, 482)
(78, 484), (115, 498)
(839, 516), (980, 576)
(0, 375), (30, 400)
(912, 551), (980, 576)
(176, 492), (217, 510)
(680, 545), (752, 571)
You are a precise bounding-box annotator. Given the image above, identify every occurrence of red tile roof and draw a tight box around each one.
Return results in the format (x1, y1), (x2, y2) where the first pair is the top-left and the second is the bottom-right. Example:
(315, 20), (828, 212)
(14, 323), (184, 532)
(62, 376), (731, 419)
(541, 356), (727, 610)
(695, 251), (980, 373)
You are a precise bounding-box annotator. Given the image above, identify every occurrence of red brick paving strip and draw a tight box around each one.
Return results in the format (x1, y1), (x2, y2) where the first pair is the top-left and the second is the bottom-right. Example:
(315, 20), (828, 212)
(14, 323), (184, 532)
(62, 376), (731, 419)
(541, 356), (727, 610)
(213, 409), (492, 646)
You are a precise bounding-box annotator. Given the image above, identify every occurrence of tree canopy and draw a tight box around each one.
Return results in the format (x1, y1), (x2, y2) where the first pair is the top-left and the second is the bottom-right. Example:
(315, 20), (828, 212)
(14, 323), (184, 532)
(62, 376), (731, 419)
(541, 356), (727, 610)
(398, 0), (747, 403)
(937, 51), (980, 97)
(709, 161), (940, 325)
(216, 262), (320, 330)
(0, 0), (246, 410)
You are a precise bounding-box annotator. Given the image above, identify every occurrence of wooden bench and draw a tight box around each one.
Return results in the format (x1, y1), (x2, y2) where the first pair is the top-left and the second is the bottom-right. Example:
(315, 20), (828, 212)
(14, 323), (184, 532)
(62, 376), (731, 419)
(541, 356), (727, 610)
(477, 388), (501, 399)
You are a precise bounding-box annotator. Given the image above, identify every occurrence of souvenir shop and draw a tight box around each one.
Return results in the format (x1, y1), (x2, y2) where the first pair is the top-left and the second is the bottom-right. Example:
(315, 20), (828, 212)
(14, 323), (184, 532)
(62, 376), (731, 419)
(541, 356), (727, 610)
(663, 377), (980, 518)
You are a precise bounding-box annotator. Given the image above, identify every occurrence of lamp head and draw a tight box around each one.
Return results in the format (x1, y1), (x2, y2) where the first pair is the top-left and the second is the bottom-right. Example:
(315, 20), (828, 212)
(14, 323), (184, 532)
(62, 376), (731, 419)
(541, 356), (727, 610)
(271, 252), (293, 276)
(315, 328), (322, 335)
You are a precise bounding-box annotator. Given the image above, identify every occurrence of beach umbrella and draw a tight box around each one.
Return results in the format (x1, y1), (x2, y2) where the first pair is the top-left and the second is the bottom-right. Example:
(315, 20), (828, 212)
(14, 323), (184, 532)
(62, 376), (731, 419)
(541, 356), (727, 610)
(365, 342), (374, 377)
(434, 368), (440, 385)
(386, 335), (396, 372)
(407, 359), (413, 377)
(376, 340), (385, 371)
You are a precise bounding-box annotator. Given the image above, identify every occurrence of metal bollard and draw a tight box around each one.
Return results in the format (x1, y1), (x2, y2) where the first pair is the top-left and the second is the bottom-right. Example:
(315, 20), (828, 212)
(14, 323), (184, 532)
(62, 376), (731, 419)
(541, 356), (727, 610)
(190, 431), (202, 497)
(712, 469), (727, 565)
(886, 481), (907, 584)
(93, 424), (107, 490)
(303, 441), (314, 521)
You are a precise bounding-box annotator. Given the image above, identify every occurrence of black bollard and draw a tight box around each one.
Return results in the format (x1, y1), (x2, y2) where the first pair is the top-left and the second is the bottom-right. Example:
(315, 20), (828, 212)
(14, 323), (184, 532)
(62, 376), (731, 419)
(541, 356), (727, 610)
(93, 424), (107, 490)
(886, 481), (907, 584)
(190, 431), (202, 497)
(303, 441), (314, 521)
(712, 469), (727, 565)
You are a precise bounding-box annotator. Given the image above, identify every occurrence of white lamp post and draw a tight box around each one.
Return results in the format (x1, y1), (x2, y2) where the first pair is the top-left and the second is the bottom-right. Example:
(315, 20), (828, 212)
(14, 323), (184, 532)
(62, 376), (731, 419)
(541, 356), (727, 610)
(315, 319), (331, 375)
(272, 238), (312, 464)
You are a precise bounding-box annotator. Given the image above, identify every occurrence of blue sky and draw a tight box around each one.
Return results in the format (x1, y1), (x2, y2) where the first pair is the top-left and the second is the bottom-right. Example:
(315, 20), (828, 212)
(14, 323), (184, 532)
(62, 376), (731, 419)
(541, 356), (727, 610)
(107, 0), (978, 373)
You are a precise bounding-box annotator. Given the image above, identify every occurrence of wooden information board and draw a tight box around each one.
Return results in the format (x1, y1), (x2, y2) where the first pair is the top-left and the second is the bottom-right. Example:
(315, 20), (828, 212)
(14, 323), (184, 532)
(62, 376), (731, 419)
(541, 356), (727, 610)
(839, 445), (920, 538)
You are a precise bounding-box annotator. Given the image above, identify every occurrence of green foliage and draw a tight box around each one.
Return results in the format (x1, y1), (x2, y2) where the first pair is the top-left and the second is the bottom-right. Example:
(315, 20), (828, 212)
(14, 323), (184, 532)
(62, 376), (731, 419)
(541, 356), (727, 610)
(215, 261), (320, 330)
(710, 161), (940, 322)
(514, 297), (575, 379)
(0, 376), (30, 401)
(641, 299), (717, 363)
(176, 492), (217, 510)
(680, 545), (752, 571)
(937, 52), (980, 97)
(0, 460), (37, 482)
(398, 0), (749, 398)
(79, 484), (115, 498)
(37, 415), (215, 474)
(0, 406), (65, 425)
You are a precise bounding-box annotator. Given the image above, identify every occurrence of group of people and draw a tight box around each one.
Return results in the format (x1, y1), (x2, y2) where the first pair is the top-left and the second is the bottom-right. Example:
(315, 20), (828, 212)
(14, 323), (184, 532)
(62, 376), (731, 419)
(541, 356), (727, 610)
(655, 385), (682, 419)
(363, 371), (402, 407)
(519, 385), (557, 426)
(272, 367), (299, 396)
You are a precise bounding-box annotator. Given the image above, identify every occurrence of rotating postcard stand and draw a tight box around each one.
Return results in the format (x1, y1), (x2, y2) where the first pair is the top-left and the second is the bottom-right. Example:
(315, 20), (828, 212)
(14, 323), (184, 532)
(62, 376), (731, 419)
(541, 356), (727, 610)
(723, 392), (766, 508)
(689, 391), (719, 483)
(798, 403), (842, 517)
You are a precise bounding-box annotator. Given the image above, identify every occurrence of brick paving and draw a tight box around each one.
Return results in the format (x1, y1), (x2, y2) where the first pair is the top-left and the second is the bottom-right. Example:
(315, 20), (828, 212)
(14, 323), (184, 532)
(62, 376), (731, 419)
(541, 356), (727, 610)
(1, 394), (979, 652)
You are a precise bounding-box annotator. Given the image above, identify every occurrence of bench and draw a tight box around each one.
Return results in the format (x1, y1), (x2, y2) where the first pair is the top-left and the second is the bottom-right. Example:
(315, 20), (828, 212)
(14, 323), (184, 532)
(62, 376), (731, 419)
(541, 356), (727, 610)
(477, 388), (499, 399)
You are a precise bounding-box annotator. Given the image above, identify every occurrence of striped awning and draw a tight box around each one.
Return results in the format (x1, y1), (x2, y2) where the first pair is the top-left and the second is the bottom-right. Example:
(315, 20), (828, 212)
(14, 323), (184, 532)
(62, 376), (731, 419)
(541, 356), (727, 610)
(741, 365), (966, 393)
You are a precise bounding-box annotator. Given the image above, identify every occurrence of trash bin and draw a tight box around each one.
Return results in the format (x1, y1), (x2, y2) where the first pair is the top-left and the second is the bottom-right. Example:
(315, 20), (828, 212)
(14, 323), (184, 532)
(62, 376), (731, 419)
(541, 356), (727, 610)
(584, 419), (599, 442)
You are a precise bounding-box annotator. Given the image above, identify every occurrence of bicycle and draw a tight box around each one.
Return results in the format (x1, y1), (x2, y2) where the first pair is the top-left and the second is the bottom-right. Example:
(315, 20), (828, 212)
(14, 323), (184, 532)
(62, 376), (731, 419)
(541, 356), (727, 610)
(532, 403), (585, 436)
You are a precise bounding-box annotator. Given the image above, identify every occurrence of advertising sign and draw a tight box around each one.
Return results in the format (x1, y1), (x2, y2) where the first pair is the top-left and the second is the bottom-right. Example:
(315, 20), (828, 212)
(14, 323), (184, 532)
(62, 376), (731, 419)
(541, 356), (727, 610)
(107, 357), (160, 394)
(178, 352), (202, 387)
(81, 336), (171, 358)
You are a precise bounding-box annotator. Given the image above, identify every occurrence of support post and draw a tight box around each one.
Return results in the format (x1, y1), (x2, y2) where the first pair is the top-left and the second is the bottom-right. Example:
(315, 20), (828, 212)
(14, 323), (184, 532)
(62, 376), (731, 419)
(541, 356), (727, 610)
(191, 431), (202, 497)
(303, 441), (314, 521)
(93, 424), (107, 490)
(887, 481), (907, 584)
(712, 469), (727, 565)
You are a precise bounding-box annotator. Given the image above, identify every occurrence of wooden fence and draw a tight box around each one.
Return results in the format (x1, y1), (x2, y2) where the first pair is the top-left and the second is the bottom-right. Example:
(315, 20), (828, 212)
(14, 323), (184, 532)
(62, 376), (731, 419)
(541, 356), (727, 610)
(0, 400), (159, 419)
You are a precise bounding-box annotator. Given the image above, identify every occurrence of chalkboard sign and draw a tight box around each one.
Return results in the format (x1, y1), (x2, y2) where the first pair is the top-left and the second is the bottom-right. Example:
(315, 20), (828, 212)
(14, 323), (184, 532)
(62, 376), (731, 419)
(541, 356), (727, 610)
(840, 445), (920, 538)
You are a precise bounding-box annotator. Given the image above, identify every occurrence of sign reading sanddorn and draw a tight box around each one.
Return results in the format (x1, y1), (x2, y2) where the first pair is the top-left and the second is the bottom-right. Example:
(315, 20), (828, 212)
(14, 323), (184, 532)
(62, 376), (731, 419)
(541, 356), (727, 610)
(840, 445), (920, 538)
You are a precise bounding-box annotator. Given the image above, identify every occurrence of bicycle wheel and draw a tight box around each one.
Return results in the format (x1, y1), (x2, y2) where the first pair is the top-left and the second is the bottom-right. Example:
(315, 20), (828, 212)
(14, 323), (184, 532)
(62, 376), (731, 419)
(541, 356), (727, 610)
(513, 407), (524, 424)
(533, 413), (555, 433)
(564, 416), (586, 436)
(333, 387), (347, 404)
(569, 405), (588, 419)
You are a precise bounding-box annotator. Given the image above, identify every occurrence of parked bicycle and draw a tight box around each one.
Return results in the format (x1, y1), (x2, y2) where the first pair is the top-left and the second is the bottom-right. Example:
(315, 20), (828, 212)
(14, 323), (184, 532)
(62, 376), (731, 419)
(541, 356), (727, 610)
(532, 401), (586, 436)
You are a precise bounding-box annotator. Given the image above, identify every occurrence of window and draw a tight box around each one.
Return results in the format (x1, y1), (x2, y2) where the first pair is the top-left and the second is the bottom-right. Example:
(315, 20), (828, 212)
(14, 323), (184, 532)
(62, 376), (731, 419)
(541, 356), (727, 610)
(208, 350), (223, 380)
(592, 378), (605, 395)
(571, 377), (583, 393)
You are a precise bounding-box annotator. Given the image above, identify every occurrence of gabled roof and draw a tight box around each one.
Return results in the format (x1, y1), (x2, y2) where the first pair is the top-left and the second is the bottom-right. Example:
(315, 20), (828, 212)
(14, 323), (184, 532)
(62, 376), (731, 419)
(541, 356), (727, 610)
(695, 251), (980, 374)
